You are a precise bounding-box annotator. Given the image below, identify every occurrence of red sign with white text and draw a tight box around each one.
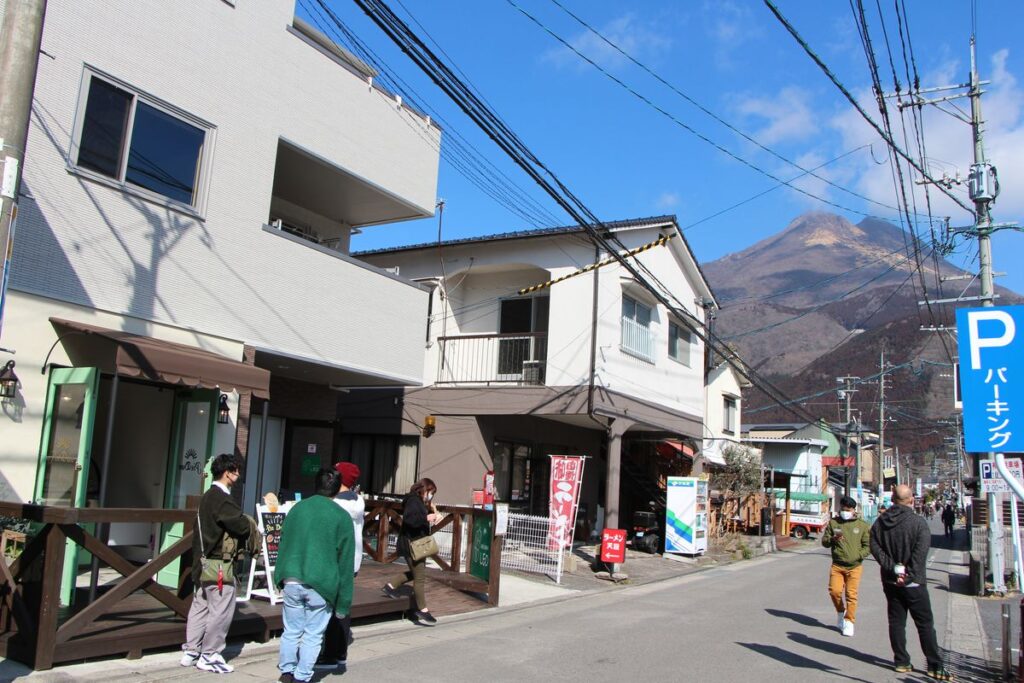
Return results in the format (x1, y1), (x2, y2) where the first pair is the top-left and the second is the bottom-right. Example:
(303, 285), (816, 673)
(548, 455), (585, 550)
(600, 528), (627, 563)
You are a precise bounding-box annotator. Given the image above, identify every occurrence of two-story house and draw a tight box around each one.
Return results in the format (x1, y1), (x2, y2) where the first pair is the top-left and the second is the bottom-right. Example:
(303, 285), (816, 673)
(0, 0), (440, 573)
(350, 215), (716, 530)
(700, 360), (750, 470)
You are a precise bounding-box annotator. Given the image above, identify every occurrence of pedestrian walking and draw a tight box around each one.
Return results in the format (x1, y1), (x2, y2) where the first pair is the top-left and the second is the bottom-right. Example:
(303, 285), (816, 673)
(275, 468), (356, 683)
(181, 453), (252, 674)
(870, 485), (951, 680)
(382, 477), (440, 625)
(315, 461), (365, 672)
(941, 504), (955, 538)
(821, 495), (871, 637)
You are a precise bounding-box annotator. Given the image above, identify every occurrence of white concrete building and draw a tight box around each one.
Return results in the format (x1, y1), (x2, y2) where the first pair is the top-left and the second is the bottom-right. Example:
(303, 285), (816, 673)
(0, 0), (440, 559)
(352, 216), (716, 528)
(700, 361), (749, 468)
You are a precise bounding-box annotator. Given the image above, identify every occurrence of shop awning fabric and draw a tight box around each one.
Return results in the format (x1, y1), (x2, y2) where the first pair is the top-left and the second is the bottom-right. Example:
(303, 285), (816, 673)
(657, 440), (695, 460)
(50, 318), (270, 398)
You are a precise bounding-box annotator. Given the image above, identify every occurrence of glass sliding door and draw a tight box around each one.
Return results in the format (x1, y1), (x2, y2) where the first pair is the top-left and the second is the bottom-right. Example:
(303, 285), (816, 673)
(34, 367), (100, 606)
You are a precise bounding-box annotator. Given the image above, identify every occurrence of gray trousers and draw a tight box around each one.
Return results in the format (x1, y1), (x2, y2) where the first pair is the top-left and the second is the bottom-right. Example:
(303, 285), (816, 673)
(184, 583), (237, 654)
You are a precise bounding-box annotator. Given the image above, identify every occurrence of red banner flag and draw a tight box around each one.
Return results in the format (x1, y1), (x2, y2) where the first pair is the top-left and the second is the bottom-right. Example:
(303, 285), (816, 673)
(548, 455), (585, 550)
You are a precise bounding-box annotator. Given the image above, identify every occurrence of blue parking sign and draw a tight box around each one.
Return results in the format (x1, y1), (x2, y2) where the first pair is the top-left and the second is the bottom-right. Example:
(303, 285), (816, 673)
(956, 306), (1024, 453)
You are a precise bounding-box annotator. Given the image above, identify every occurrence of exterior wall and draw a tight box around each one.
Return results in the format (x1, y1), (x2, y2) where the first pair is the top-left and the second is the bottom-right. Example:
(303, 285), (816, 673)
(790, 422), (841, 456)
(10, 0), (436, 384)
(360, 223), (707, 424)
(704, 364), (743, 442)
(0, 290), (243, 502)
(760, 443), (825, 495)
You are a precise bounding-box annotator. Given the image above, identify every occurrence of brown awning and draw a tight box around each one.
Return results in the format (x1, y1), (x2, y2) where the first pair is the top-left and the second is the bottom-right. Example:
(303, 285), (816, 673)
(50, 317), (270, 398)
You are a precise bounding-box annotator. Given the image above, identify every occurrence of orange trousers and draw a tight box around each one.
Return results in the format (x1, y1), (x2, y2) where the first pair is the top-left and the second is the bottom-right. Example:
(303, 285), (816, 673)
(828, 564), (863, 622)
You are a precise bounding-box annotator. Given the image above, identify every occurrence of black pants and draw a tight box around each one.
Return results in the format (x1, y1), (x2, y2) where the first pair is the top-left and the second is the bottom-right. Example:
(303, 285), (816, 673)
(944, 523), (954, 537)
(883, 583), (943, 669)
(321, 613), (352, 663)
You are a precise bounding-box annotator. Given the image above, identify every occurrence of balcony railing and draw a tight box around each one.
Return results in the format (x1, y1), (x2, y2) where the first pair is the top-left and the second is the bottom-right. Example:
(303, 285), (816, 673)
(621, 316), (655, 362)
(437, 332), (547, 385)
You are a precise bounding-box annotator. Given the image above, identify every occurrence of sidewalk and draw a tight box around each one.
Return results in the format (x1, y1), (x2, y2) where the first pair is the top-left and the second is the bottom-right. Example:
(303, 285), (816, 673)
(0, 534), (789, 682)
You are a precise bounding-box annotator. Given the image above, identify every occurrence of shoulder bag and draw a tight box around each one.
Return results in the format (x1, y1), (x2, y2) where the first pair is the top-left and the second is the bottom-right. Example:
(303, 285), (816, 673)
(198, 513), (234, 586)
(408, 534), (439, 562)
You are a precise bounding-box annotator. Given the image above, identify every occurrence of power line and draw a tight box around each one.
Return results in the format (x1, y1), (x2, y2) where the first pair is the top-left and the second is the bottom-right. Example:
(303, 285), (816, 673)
(763, 0), (974, 215)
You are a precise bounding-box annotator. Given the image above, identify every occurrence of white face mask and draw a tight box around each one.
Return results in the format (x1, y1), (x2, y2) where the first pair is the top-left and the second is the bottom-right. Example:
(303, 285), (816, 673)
(426, 493), (434, 502)
(840, 510), (855, 520)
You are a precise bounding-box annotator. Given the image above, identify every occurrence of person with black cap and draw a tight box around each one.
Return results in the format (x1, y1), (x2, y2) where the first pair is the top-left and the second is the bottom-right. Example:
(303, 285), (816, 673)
(821, 495), (871, 637)
(315, 461), (364, 671)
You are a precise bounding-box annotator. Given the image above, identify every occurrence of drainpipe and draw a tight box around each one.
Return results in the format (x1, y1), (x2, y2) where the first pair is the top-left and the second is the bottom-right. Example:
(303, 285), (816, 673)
(587, 244), (600, 417)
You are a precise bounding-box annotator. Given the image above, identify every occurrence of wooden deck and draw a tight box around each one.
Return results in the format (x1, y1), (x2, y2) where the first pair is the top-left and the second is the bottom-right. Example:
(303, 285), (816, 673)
(0, 560), (489, 667)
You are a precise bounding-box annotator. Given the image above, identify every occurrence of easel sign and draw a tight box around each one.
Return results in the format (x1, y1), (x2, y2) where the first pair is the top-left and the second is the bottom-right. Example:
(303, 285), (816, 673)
(245, 502), (290, 604)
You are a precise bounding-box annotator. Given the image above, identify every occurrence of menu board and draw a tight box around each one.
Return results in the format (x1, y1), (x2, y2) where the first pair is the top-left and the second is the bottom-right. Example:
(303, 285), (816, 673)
(260, 509), (286, 567)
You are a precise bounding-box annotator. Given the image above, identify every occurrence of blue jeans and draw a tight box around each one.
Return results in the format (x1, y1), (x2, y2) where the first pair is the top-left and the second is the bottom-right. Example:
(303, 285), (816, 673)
(279, 583), (332, 682)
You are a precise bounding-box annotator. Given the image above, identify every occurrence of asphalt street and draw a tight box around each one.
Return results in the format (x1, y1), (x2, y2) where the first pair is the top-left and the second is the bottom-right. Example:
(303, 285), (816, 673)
(8, 519), (992, 682)
(202, 521), (981, 682)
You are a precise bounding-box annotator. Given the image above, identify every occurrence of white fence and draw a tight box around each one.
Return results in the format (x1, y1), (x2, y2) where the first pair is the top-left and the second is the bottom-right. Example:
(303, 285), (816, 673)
(501, 512), (566, 582)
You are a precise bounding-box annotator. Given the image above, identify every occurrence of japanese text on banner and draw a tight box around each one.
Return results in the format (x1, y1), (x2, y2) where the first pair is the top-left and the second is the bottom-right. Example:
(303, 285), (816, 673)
(548, 455), (585, 551)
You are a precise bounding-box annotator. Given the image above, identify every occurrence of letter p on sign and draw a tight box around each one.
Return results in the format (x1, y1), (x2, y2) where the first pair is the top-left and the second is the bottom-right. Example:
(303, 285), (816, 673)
(967, 310), (1015, 370)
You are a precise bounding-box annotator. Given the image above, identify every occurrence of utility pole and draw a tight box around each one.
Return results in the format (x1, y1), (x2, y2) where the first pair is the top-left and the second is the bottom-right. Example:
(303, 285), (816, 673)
(837, 376), (859, 495)
(878, 350), (888, 490)
(969, 36), (1007, 595)
(0, 0), (48, 340)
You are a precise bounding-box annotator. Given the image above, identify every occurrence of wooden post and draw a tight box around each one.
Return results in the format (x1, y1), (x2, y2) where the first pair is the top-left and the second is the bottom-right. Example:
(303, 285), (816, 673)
(34, 524), (66, 670)
(487, 509), (503, 607)
(451, 511), (463, 573)
(376, 506), (389, 563)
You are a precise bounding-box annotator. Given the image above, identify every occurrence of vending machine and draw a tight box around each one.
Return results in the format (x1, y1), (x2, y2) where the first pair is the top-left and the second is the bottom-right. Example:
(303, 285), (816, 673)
(665, 476), (708, 555)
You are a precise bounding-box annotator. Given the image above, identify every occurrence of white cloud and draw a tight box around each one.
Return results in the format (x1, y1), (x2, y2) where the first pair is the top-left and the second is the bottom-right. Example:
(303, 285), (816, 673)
(703, 0), (763, 70)
(828, 49), (1024, 225)
(733, 86), (820, 145)
(542, 14), (672, 72)
(656, 191), (681, 209)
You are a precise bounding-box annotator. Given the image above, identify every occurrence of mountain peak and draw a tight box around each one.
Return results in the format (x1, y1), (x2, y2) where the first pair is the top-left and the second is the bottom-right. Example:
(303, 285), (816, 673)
(782, 212), (865, 249)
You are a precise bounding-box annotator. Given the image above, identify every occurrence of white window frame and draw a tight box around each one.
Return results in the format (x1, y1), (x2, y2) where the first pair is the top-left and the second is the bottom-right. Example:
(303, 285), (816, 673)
(723, 395), (738, 435)
(68, 67), (215, 218)
(668, 320), (691, 367)
(621, 294), (655, 363)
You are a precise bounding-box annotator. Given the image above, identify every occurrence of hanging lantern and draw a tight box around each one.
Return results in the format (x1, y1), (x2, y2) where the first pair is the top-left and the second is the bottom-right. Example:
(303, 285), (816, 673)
(0, 361), (18, 399)
(217, 394), (231, 424)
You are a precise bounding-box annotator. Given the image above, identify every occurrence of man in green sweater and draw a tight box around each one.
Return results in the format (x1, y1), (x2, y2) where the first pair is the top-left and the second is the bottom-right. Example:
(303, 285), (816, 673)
(275, 468), (355, 683)
(821, 495), (871, 637)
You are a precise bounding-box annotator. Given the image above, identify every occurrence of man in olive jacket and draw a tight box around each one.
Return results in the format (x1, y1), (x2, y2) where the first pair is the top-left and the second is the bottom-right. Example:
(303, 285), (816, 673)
(275, 469), (355, 683)
(821, 495), (871, 637)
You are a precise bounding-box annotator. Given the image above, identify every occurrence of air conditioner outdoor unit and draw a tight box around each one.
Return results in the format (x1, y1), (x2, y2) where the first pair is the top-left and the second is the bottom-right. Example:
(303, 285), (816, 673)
(522, 360), (543, 385)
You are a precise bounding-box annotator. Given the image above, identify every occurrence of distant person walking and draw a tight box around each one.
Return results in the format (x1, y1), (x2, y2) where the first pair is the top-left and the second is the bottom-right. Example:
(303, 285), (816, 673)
(382, 478), (440, 625)
(316, 461), (365, 671)
(275, 468), (356, 683)
(870, 485), (950, 680)
(821, 496), (871, 637)
(941, 504), (956, 538)
(181, 453), (251, 674)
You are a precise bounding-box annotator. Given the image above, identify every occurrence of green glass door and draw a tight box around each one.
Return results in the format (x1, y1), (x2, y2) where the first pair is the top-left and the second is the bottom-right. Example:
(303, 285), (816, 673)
(34, 367), (100, 607)
(157, 390), (218, 588)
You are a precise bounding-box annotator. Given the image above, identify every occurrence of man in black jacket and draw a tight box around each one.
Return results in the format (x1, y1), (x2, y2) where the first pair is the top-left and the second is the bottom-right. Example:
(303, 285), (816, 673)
(181, 453), (250, 674)
(870, 485), (950, 680)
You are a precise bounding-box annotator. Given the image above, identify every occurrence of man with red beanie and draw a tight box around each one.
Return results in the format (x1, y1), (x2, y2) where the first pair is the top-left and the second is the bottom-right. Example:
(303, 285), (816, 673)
(316, 461), (365, 671)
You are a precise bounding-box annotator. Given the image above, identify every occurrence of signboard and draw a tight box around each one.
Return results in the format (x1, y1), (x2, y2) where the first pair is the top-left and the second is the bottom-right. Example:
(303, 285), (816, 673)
(665, 477), (707, 555)
(600, 528), (627, 564)
(547, 455), (585, 550)
(957, 306), (1024, 453)
(249, 503), (291, 603)
(915, 478), (923, 498)
(482, 470), (495, 508)
(980, 458), (1024, 494)
(494, 503), (509, 536)
(300, 454), (320, 476)
(470, 514), (493, 582)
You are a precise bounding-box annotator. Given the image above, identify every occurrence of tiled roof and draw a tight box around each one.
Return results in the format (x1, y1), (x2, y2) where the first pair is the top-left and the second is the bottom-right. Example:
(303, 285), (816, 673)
(353, 215), (678, 255)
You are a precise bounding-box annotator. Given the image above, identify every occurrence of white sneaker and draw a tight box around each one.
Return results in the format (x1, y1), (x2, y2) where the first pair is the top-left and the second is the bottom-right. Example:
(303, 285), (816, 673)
(836, 612), (846, 630)
(842, 619), (855, 637)
(180, 650), (200, 667)
(196, 653), (235, 674)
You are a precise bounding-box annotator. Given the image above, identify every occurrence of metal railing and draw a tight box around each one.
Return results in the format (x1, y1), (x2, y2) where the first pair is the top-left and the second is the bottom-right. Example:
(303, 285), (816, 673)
(501, 512), (565, 582)
(620, 316), (654, 362)
(437, 332), (547, 385)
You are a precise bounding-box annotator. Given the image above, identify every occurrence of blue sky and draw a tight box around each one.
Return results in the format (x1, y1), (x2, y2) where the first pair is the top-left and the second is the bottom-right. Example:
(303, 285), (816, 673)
(305, 0), (1024, 294)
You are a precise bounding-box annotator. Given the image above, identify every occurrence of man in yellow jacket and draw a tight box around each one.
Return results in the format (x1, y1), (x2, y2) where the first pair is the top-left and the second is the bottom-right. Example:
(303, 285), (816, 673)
(821, 495), (871, 637)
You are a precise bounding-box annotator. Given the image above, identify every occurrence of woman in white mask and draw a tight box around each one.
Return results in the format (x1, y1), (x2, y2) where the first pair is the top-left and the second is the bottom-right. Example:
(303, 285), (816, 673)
(821, 496), (871, 637)
(382, 478), (439, 624)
